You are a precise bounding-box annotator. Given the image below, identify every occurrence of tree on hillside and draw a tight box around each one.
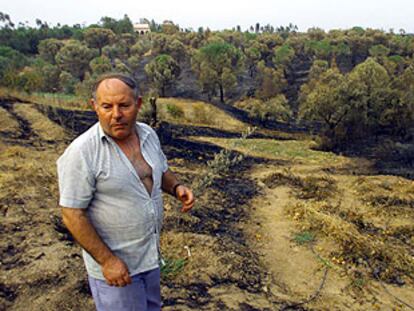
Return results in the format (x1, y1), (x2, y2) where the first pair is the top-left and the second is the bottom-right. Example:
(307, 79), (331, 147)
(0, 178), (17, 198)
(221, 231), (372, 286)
(192, 42), (244, 102)
(131, 39), (151, 57)
(117, 33), (136, 58)
(273, 44), (295, 67)
(145, 54), (180, 97)
(299, 68), (349, 140)
(30, 58), (60, 92)
(390, 64), (414, 134)
(245, 44), (261, 77)
(100, 15), (134, 34)
(38, 38), (64, 64)
(307, 27), (326, 41)
(161, 22), (180, 35)
(345, 57), (392, 135)
(304, 39), (332, 60)
(84, 27), (115, 56)
(235, 94), (291, 122)
(56, 40), (94, 80)
(255, 60), (287, 100)
(345, 29), (373, 65)
(89, 56), (112, 75)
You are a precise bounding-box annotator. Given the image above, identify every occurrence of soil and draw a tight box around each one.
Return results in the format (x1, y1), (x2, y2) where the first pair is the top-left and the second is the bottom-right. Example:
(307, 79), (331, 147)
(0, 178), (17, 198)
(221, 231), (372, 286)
(1, 98), (413, 311)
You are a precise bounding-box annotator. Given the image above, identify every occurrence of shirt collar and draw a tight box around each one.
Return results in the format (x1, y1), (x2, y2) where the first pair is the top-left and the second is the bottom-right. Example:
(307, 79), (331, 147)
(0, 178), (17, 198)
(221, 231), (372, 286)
(98, 122), (150, 144)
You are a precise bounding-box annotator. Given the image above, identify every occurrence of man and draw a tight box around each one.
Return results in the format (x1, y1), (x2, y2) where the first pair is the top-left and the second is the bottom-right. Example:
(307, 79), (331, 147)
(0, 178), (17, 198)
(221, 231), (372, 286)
(57, 73), (195, 311)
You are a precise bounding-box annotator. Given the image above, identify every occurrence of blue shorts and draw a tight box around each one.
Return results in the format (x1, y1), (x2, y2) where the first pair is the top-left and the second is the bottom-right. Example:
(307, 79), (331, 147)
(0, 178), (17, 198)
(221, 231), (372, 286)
(88, 268), (161, 311)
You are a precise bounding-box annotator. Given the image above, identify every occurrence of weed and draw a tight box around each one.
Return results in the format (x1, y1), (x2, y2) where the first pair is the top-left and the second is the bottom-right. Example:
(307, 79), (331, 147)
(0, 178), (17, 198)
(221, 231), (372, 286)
(293, 231), (315, 245)
(166, 103), (184, 119)
(161, 257), (187, 279)
(352, 277), (367, 289)
(192, 127), (256, 196)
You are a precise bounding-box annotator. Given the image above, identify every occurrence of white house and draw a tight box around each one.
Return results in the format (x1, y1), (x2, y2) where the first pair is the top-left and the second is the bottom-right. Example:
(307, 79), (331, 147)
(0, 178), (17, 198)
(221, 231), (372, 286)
(134, 23), (151, 35)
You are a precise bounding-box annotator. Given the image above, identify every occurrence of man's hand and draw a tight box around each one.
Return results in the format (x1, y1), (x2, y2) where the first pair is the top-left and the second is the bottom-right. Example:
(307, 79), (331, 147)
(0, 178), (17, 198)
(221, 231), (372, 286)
(176, 185), (195, 213)
(102, 255), (132, 287)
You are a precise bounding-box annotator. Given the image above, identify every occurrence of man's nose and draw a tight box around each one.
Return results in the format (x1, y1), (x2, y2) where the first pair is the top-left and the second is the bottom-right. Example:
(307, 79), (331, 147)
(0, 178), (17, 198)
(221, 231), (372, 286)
(113, 106), (122, 119)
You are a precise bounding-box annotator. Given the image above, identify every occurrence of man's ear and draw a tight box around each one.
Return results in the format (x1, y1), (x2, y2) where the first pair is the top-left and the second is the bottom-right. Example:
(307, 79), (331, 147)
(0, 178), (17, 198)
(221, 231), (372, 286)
(137, 96), (143, 109)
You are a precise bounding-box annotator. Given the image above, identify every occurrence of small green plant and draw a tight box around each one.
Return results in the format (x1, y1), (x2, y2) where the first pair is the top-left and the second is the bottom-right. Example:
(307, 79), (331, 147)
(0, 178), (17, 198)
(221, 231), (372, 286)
(192, 127), (256, 196)
(293, 231), (315, 245)
(166, 103), (184, 119)
(160, 257), (186, 279)
(352, 277), (366, 289)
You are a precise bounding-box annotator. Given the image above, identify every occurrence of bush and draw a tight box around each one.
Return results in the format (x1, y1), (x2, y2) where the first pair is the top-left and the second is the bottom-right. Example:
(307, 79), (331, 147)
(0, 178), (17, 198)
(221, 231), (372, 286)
(16, 66), (44, 93)
(75, 72), (96, 99)
(235, 95), (292, 122)
(166, 104), (184, 119)
(59, 71), (78, 94)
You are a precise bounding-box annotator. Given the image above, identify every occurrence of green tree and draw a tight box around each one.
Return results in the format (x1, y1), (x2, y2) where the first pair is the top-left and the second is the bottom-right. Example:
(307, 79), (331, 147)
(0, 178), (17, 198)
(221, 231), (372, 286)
(235, 95), (291, 122)
(38, 38), (64, 64)
(59, 71), (78, 93)
(0, 45), (28, 85)
(299, 68), (349, 139)
(127, 55), (141, 73)
(56, 40), (94, 80)
(40, 63), (60, 92)
(255, 60), (287, 100)
(304, 39), (332, 60)
(244, 45), (261, 77)
(145, 54), (181, 96)
(345, 57), (392, 134)
(131, 39), (151, 56)
(369, 44), (390, 60)
(117, 33), (136, 58)
(89, 56), (112, 75)
(84, 27), (115, 56)
(273, 44), (295, 67)
(390, 65), (414, 134)
(192, 42), (244, 102)
(100, 15), (134, 34)
(16, 66), (44, 93)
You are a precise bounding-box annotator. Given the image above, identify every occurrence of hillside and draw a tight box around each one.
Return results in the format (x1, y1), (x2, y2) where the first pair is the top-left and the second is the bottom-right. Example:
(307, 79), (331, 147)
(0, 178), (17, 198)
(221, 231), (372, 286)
(1, 96), (413, 310)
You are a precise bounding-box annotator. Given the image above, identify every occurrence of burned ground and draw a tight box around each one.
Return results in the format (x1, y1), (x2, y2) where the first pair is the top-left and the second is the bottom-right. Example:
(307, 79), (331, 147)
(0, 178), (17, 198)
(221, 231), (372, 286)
(0, 99), (295, 311)
(1, 97), (413, 311)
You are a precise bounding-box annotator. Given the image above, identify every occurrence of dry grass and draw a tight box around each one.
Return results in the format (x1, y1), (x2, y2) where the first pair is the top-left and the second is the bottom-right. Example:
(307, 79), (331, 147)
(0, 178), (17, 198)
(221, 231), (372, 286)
(13, 103), (67, 141)
(0, 141), (63, 217)
(354, 176), (414, 214)
(157, 98), (248, 131)
(286, 199), (414, 283)
(0, 87), (87, 110)
(262, 170), (338, 201)
(0, 107), (20, 135)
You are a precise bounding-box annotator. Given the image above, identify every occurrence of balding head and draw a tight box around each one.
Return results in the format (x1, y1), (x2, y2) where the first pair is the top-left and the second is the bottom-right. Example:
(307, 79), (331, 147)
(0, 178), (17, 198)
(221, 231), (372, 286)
(92, 73), (139, 101)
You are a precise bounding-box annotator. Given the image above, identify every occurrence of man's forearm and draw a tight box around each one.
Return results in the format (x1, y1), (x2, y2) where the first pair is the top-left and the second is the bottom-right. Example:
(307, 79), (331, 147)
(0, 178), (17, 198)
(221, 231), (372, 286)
(161, 169), (180, 196)
(61, 207), (114, 265)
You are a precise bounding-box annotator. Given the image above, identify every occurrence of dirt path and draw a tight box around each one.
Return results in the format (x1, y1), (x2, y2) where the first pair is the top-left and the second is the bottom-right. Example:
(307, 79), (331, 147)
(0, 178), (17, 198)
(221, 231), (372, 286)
(244, 162), (414, 311)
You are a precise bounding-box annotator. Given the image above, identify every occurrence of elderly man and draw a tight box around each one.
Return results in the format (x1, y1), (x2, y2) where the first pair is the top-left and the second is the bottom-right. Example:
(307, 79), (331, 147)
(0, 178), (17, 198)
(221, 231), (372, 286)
(57, 73), (194, 311)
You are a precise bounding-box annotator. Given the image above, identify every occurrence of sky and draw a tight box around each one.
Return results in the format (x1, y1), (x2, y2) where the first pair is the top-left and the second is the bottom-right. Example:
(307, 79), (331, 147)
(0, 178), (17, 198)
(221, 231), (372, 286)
(1, 0), (414, 33)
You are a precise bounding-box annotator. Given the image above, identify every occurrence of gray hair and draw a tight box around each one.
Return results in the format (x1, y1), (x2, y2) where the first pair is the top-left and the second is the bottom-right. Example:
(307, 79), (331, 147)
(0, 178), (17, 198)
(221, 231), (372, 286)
(92, 73), (140, 100)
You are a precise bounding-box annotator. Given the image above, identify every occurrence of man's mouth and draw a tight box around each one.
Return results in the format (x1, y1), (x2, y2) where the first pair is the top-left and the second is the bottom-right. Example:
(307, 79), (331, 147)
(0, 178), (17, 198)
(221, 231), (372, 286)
(112, 123), (127, 128)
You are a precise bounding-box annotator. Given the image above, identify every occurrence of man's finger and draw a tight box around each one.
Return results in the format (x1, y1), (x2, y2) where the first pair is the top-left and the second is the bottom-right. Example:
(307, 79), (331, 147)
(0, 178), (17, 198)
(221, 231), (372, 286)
(123, 274), (132, 285)
(185, 191), (194, 204)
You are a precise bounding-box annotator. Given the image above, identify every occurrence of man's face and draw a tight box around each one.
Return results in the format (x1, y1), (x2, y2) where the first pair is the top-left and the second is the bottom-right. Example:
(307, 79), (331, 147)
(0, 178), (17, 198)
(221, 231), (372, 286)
(92, 78), (141, 141)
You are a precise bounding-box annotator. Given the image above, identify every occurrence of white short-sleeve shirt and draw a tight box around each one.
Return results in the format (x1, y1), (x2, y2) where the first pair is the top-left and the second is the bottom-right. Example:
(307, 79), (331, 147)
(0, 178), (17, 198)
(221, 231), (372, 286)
(57, 122), (169, 279)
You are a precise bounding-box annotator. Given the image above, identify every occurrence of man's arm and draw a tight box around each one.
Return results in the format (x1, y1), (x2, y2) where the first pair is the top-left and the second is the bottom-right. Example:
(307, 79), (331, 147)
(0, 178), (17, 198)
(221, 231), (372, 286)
(161, 169), (195, 212)
(61, 207), (132, 287)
